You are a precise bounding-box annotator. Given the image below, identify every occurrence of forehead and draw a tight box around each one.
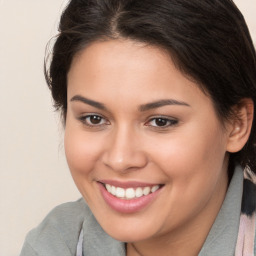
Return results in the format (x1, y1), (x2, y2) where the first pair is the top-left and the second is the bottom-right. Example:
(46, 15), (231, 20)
(67, 39), (211, 111)
(69, 39), (174, 84)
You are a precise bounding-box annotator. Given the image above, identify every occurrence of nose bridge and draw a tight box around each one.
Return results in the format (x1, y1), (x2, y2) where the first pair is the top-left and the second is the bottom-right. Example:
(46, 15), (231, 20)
(102, 123), (147, 172)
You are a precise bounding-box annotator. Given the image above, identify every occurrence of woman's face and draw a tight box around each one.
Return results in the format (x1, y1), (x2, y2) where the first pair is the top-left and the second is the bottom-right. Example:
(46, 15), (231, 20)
(65, 40), (230, 243)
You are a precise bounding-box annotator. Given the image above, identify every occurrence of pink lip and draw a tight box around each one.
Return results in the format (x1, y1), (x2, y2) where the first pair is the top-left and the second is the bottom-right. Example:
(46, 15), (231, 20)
(98, 182), (162, 214)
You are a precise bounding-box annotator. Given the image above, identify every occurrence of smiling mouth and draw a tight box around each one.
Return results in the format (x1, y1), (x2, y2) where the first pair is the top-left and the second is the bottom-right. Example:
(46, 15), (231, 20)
(98, 182), (164, 213)
(103, 183), (162, 200)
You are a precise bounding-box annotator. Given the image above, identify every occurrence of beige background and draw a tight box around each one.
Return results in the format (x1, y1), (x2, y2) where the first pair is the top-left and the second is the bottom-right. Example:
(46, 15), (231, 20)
(0, 1), (255, 255)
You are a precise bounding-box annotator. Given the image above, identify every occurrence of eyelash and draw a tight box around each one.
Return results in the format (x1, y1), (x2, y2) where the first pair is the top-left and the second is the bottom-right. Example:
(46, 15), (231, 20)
(146, 116), (178, 127)
(78, 114), (178, 129)
(78, 114), (110, 127)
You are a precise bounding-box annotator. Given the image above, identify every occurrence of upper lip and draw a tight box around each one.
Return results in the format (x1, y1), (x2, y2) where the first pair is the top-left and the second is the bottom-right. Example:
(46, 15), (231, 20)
(98, 180), (163, 188)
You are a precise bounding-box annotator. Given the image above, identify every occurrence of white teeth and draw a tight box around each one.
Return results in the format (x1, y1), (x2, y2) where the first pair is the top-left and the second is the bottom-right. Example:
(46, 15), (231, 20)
(126, 188), (135, 199)
(105, 184), (161, 199)
(111, 186), (116, 196)
(135, 187), (143, 198)
(143, 187), (151, 196)
(151, 185), (160, 193)
(116, 187), (125, 198)
(106, 184), (111, 193)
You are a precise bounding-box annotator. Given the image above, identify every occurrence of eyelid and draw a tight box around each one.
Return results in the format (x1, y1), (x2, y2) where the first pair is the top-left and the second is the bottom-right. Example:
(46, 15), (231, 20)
(77, 113), (110, 127)
(145, 116), (178, 128)
(76, 113), (178, 129)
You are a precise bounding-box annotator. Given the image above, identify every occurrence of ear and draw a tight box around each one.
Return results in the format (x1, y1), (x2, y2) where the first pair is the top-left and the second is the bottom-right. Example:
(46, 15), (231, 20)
(226, 98), (254, 153)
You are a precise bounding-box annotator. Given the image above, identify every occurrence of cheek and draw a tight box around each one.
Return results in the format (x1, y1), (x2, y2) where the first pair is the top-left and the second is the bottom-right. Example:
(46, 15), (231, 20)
(149, 123), (227, 183)
(149, 127), (227, 223)
(64, 127), (102, 178)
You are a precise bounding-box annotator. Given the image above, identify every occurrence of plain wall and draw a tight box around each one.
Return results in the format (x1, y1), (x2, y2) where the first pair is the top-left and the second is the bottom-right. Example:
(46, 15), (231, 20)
(0, 1), (255, 255)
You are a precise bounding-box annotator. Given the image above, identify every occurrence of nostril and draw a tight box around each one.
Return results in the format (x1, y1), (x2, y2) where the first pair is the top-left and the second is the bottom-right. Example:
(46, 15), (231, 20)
(101, 130), (148, 172)
(102, 150), (147, 172)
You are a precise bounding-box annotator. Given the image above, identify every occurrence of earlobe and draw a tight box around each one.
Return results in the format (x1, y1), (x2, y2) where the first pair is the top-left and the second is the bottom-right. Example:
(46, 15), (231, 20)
(226, 98), (254, 153)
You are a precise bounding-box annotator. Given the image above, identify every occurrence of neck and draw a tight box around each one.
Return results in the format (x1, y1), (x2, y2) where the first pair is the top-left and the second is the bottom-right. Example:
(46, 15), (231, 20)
(126, 222), (207, 256)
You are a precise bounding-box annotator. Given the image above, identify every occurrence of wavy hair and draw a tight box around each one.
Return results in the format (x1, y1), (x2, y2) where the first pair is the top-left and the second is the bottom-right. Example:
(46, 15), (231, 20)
(45, 0), (256, 174)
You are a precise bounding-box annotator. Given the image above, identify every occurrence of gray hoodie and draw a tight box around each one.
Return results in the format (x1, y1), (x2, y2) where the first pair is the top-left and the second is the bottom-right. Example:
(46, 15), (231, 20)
(20, 166), (256, 256)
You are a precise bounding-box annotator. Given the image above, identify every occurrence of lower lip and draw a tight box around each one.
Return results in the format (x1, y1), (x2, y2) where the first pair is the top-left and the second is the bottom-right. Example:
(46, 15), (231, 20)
(98, 183), (162, 214)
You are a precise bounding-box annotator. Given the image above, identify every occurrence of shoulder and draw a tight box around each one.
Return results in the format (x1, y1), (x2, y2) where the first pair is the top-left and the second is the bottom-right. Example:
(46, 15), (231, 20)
(20, 198), (90, 256)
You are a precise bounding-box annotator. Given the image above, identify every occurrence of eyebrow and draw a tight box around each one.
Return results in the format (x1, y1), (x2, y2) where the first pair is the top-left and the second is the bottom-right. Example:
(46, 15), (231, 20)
(70, 95), (190, 112)
(70, 95), (106, 110)
(139, 99), (190, 111)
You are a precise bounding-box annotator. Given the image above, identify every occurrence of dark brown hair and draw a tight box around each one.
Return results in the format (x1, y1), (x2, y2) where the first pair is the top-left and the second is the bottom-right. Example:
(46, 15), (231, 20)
(45, 0), (256, 173)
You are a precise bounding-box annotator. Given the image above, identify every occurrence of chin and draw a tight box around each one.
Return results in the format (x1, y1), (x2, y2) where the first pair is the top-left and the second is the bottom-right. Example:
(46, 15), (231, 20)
(98, 215), (160, 243)
(106, 228), (152, 243)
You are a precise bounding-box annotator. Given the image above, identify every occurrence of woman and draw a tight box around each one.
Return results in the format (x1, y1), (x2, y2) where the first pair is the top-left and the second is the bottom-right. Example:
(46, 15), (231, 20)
(20, 0), (256, 255)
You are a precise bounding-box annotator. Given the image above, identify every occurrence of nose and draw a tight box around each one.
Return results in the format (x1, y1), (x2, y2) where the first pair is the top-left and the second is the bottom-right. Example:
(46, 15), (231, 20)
(102, 126), (148, 173)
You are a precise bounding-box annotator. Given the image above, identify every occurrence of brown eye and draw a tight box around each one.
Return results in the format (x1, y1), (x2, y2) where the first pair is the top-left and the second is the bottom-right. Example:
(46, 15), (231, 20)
(155, 118), (168, 127)
(146, 117), (178, 128)
(89, 115), (102, 125)
(79, 114), (109, 127)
